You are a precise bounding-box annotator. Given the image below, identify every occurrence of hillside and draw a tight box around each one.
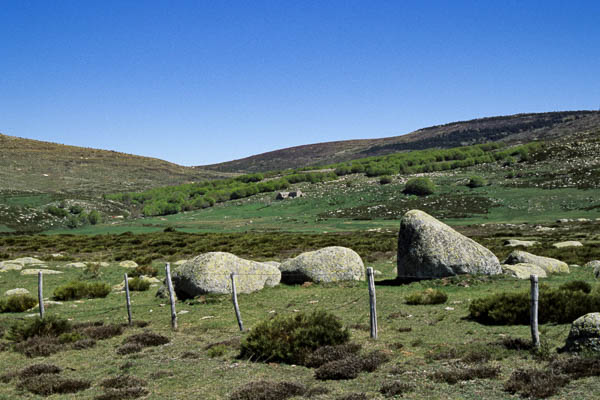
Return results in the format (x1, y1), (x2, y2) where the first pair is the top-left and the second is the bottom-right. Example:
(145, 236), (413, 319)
(201, 110), (600, 172)
(0, 134), (233, 195)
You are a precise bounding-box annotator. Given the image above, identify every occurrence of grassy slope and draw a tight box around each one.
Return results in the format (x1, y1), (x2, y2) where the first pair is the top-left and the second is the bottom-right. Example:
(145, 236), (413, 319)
(0, 133), (234, 195)
(202, 111), (600, 172)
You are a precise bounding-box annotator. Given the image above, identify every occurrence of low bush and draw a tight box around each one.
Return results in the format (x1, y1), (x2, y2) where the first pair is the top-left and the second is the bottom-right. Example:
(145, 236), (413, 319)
(95, 387), (149, 400)
(504, 368), (570, 398)
(469, 287), (600, 325)
(129, 264), (158, 278)
(305, 343), (362, 368)
(53, 281), (111, 300)
(379, 176), (393, 185)
(559, 280), (592, 294)
(467, 175), (487, 188)
(380, 381), (414, 397)
(403, 177), (436, 196)
(14, 336), (62, 357)
(18, 375), (91, 396)
(80, 324), (124, 340)
(116, 343), (143, 355)
(430, 364), (500, 384)
(58, 332), (86, 344)
(123, 331), (169, 347)
(128, 277), (150, 291)
(337, 394), (367, 400)
(0, 294), (38, 313)
(7, 315), (72, 342)
(314, 350), (390, 380)
(230, 380), (306, 400)
(405, 288), (448, 305)
(19, 363), (62, 378)
(100, 374), (147, 389)
(239, 310), (350, 365)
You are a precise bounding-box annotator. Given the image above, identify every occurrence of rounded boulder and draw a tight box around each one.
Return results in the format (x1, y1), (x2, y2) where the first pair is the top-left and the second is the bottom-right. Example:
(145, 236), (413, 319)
(279, 246), (365, 284)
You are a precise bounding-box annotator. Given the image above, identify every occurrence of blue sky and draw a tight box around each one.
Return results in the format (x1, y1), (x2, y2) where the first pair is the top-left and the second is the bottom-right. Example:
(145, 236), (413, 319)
(1, 1), (599, 166)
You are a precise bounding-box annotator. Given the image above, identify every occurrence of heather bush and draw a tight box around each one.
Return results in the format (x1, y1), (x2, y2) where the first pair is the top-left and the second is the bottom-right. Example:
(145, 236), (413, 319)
(53, 281), (111, 300)
(405, 288), (448, 305)
(0, 294), (38, 313)
(404, 177), (436, 196)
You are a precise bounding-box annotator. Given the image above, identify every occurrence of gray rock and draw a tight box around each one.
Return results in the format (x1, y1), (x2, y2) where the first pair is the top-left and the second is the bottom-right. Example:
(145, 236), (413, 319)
(502, 263), (548, 279)
(20, 269), (61, 275)
(552, 241), (583, 249)
(561, 313), (600, 354)
(397, 210), (501, 278)
(119, 260), (138, 269)
(0, 261), (23, 272)
(504, 250), (569, 274)
(279, 246), (365, 284)
(171, 252), (281, 297)
(12, 257), (45, 265)
(584, 260), (600, 269)
(4, 288), (30, 296)
(64, 262), (87, 268)
(504, 239), (538, 247)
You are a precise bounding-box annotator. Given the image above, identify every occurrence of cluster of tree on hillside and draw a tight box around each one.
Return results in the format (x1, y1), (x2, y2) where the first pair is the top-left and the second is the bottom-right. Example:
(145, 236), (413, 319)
(105, 171), (337, 217)
(46, 203), (102, 228)
(330, 142), (541, 177)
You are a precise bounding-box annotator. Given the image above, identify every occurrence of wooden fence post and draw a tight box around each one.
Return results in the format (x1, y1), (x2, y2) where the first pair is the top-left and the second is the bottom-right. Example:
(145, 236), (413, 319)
(165, 263), (178, 331)
(124, 273), (132, 326)
(231, 272), (244, 331)
(38, 271), (45, 319)
(530, 274), (540, 348)
(367, 267), (378, 339)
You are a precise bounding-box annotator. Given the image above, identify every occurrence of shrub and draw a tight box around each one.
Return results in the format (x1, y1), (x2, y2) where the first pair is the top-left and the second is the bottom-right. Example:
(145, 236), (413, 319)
(504, 368), (569, 398)
(239, 310), (350, 365)
(88, 210), (101, 225)
(0, 294), (38, 313)
(380, 381), (413, 397)
(123, 331), (169, 347)
(14, 336), (63, 357)
(58, 332), (86, 344)
(128, 278), (150, 292)
(403, 177), (436, 196)
(230, 381), (307, 400)
(53, 281), (111, 300)
(315, 355), (363, 380)
(116, 343), (143, 355)
(405, 288), (448, 305)
(100, 374), (147, 389)
(7, 315), (72, 342)
(130, 264), (158, 278)
(559, 280), (592, 294)
(95, 387), (149, 400)
(379, 176), (393, 185)
(467, 176), (487, 188)
(19, 363), (62, 378)
(430, 364), (500, 384)
(305, 343), (362, 368)
(80, 324), (124, 340)
(18, 375), (91, 396)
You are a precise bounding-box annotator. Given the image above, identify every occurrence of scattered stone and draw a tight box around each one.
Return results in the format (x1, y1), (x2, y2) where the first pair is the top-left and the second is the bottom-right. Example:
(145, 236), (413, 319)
(504, 251), (569, 274)
(504, 239), (538, 247)
(12, 257), (45, 265)
(0, 262), (23, 272)
(502, 264), (548, 279)
(4, 288), (30, 296)
(20, 269), (63, 275)
(119, 260), (138, 269)
(171, 252), (281, 297)
(279, 246), (365, 284)
(561, 313), (600, 354)
(64, 262), (87, 268)
(552, 241), (583, 249)
(397, 210), (501, 278)
(584, 260), (600, 269)
(557, 219), (572, 223)
(576, 218), (591, 222)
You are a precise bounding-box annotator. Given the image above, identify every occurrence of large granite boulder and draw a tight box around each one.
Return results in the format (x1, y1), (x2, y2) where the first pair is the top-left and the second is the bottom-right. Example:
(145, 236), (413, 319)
(502, 263), (548, 279)
(171, 252), (280, 298)
(504, 250), (569, 274)
(561, 313), (600, 354)
(279, 246), (365, 284)
(397, 210), (501, 278)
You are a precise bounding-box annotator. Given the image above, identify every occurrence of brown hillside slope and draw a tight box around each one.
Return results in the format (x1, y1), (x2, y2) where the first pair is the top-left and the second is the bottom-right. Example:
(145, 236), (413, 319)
(201, 111), (600, 173)
(0, 134), (233, 194)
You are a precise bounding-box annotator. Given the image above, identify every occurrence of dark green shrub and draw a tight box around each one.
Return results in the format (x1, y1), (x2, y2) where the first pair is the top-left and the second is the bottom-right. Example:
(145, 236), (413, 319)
(58, 332), (86, 344)
(403, 177), (436, 196)
(315, 355), (362, 380)
(46, 206), (69, 218)
(0, 294), (38, 313)
(469, 288), (600, 325)
(123, 331), (169, 347)
(53, 281), (111, 300)
(19, 363), (62, 378)
(430, 365), (500, 384)
(559, 280), (592, 294)
(69, 205), (84, 214)
(128, 278), (150, 292)
(305, 343), (362, 368)
(239, 310), (350, 365)
(405, 288), (448, 305)
(230, 381), (307, 400)
(18, 375), (91, 396)
(380, 381), (414, 397)
(14, 336), (63, 357)
(467, 176), (487, 188)
(504, 368), (569, 398)
(88, 210), (101, 225)
(130, 265), (158, 278)
(7, 315), (72, 342)
(379, 176), (393, 185)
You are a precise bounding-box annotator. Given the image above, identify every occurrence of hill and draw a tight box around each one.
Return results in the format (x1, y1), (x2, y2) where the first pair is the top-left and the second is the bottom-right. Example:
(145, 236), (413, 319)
(201, 110), (600, 172)
(0, 134), (233, 195)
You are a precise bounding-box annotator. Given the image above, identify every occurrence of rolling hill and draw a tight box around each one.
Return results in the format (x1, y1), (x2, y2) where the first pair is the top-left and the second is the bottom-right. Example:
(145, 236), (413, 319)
(201, 110), (600, 173)
(0, 134), (234, 195)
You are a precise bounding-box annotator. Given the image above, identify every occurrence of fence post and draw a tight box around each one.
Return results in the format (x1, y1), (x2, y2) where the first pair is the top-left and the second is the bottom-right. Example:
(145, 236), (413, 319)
(165, 263), (178, 331)
(231, 272), (244, 331)
(530, 274), (540, 348)
(124, 273), (132, 326)
(38, 271), (45, 319)
(367, 267), (377, 339)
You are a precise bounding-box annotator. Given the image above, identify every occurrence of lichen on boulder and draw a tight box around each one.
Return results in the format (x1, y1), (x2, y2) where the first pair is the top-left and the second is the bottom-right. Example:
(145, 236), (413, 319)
(170, 252), (281, 298)
(561, 313), (600, 354)
(396, 210), (501, 279)
(279, 246), (365, 284)
(502, 263), (547, 279)
(504, 250), (569, 274)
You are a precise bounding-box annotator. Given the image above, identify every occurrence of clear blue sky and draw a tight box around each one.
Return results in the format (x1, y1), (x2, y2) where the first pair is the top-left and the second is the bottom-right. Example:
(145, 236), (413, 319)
(1, 1), (599, 166)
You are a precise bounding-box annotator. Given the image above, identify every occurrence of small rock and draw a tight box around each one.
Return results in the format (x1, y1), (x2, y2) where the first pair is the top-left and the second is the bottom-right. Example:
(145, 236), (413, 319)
(64, 262), (87, 268)
(119, 260), (138, 269)
(20, 269), (63, 275)
(552, 241), (583, 249)
(11, 257), (44, 265)
(502, 263), (548, 279)
(504, 239), (538, 247)
(4, 288), (30, 296)
(178, 310), (189, 315)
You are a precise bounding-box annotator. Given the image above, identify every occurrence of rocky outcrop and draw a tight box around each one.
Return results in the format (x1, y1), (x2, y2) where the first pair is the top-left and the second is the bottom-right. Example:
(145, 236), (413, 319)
(561, 313), (600, 354)
(504, 239), (538, 247)
(4, 288), (30, 296)
(279, 246), (365, 284)
(504, 250), (569, 274)
(119, 260), (138, 269)
(170, 252), (281, 298)
(552, 241), (583, 249)
(20, 269), (62, 275)
(397, 210), (501, 278)
(502, 263), (547, 279)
